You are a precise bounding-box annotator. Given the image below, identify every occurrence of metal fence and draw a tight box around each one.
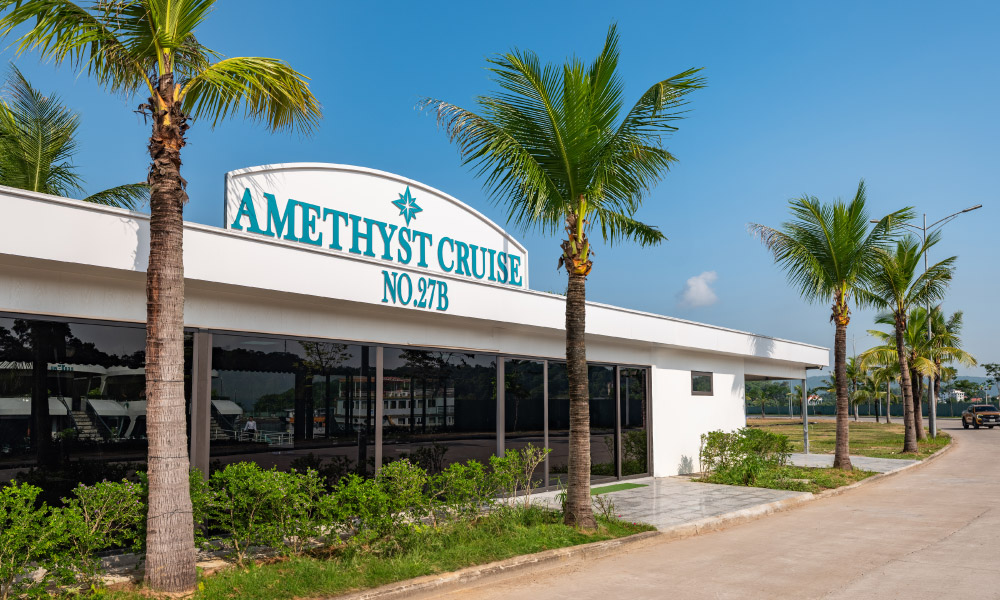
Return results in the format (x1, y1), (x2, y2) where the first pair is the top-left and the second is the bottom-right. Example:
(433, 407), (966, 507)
(745, 401), (985, 418)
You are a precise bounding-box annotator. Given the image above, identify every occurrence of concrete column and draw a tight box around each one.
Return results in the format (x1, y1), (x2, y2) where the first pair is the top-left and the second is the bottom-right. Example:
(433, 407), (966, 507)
(189, 331), (212, 477)
(496, 357), (505, 457)
(614, 366), (622, 479)
(801, 376), (809, 454)
(543, 360), (549, 488)
(374, 346), (383, 474)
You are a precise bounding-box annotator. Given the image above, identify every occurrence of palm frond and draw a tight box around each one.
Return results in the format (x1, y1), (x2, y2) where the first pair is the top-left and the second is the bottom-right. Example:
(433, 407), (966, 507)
(83, 182), (148, 210)
(180, 56), (320, 133)
(590, 205), (665, 247)
(0, 65), (82, 195)
(0, 0), (152, 96)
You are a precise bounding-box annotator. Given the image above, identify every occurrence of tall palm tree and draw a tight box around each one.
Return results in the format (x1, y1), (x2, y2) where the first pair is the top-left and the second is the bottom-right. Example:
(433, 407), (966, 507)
(858, 235), (955, 453)
(0, 1), (321, 591)
(422, 25), (703, 528)
(749, 181), (910, 470)
(0, 65), (146, 208)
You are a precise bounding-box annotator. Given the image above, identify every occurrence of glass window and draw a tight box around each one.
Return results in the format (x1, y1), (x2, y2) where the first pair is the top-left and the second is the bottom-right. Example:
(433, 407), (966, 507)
(692, 371), (713, 395)
(547, 363), (618, 485)
(211, 335), (375, 479)
(588, 365), (617, 483)
(382, 349), (496, 474)
(504, 359), (546, 487)
(546, 362), (570, 487)
(620, 368), (648, 476)
(0, 316), (191, 505)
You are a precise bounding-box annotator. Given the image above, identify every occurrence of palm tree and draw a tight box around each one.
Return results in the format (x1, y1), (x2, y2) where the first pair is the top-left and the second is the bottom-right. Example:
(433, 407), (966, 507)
(847, 358), (867, 421)
(871, 361), (899, 424)
(858, 235), (955, 453)
(852, 372), (884, 423)
(749, 181), (910, 470)
(929, 307), (972, 413)
(422, 25), (703, 528)
(0, 1), (321, 591)
(846, 356), (863, 419)
(0, 65), (146, 208)
(862, 307), (974, 439)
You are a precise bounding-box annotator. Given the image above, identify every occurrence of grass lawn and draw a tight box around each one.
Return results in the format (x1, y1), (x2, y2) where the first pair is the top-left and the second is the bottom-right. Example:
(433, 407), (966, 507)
(591, 483), (647, 495)
(103, 508), (653, 600)
(747, 418), (950, 460)
(699, 465), (875, 494)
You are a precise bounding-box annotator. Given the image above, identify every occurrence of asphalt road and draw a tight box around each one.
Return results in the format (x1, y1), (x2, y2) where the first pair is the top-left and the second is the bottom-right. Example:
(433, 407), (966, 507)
(426, 421), (1000, 600)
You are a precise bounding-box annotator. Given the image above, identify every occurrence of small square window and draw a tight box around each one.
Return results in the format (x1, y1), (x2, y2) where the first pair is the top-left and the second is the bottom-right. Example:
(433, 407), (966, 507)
(692, 371), (713, 396)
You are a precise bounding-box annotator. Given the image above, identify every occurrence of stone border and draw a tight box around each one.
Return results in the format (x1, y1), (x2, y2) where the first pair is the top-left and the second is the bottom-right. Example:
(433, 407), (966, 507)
(325, 437), (955, 600)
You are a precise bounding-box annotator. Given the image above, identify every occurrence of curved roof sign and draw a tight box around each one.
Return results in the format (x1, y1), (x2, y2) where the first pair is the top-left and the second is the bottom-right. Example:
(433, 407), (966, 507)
(224, 164), (530, 312)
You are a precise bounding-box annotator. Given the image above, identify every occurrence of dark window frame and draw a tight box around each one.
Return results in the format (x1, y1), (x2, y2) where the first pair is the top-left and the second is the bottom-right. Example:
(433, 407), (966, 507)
(691, 371), (714, 396)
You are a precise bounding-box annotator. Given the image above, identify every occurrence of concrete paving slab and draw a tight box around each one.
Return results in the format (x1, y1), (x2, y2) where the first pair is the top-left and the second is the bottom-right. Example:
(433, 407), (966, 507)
(533, 477), (809, 531)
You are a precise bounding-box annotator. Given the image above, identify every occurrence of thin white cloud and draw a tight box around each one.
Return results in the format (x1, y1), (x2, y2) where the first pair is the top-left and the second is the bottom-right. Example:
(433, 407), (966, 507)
(678, 271), (719, 308)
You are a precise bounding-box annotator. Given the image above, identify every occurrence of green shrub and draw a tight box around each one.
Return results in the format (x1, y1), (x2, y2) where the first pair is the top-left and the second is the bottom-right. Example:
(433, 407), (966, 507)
(61, 479), (146, 584)
(209, 463), (288, 565)
(489, 444), (549, 508)
(0, 483), (71, 600)
(376, 459), (429, 520)
(428, 460), (497, 523)
(209, 463), (340, 563)
(700, 427), (791, 486)
(330, 473), (397, 550)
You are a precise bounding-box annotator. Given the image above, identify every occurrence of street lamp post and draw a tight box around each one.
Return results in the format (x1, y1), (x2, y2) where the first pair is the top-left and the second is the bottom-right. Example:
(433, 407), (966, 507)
(873, 204), (982, 438)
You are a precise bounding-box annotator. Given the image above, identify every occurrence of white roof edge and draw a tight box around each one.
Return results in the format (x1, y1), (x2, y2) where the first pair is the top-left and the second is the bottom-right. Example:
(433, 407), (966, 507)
(0, 183), (148, 218)
(187, 218), (828, 354)
(224, 163), (529, 255)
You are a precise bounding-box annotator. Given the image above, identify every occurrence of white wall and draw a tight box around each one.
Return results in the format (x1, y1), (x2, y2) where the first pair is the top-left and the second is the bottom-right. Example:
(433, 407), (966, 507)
(650, 349), (749, 477)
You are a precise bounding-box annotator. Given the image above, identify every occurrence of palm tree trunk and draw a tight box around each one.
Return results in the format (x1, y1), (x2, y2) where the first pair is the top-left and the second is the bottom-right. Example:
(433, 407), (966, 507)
(143, 75), (196, 592)
(896, 317), (918, 452)
(564, 269), (595, 528)
(911, 369), (925, 441)
(885, 381), (892, 424)
(832, 311), (852, 470)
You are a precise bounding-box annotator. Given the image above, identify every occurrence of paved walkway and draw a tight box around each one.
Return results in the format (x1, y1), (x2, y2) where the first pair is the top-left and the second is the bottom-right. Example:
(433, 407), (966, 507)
(536, 477), (808, 530)
(529, 453), (914, 531)
(426, 423), (996, 600)
(788, 452), (919, 472)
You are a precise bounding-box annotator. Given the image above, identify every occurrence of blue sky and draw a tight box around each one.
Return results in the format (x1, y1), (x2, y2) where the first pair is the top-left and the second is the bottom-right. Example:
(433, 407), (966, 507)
(6, 1), (998, 375)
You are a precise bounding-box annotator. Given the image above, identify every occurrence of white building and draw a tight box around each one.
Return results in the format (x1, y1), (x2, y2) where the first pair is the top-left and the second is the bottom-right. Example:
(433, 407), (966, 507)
(0, 164), (827, 484)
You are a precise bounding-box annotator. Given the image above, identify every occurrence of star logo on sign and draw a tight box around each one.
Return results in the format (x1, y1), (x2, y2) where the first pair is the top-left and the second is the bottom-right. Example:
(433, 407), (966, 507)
(392, 186), (422, 226)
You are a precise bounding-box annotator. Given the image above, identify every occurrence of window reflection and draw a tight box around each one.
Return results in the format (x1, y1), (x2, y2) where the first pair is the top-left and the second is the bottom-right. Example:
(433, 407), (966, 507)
(210, 335), (375, 478)
(620, 368), (648, 476)
(382, 349), (496, 473)
(504, 359), (546, 487)
(0, 316), (190, 503)
(589, 365), (617, 483)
